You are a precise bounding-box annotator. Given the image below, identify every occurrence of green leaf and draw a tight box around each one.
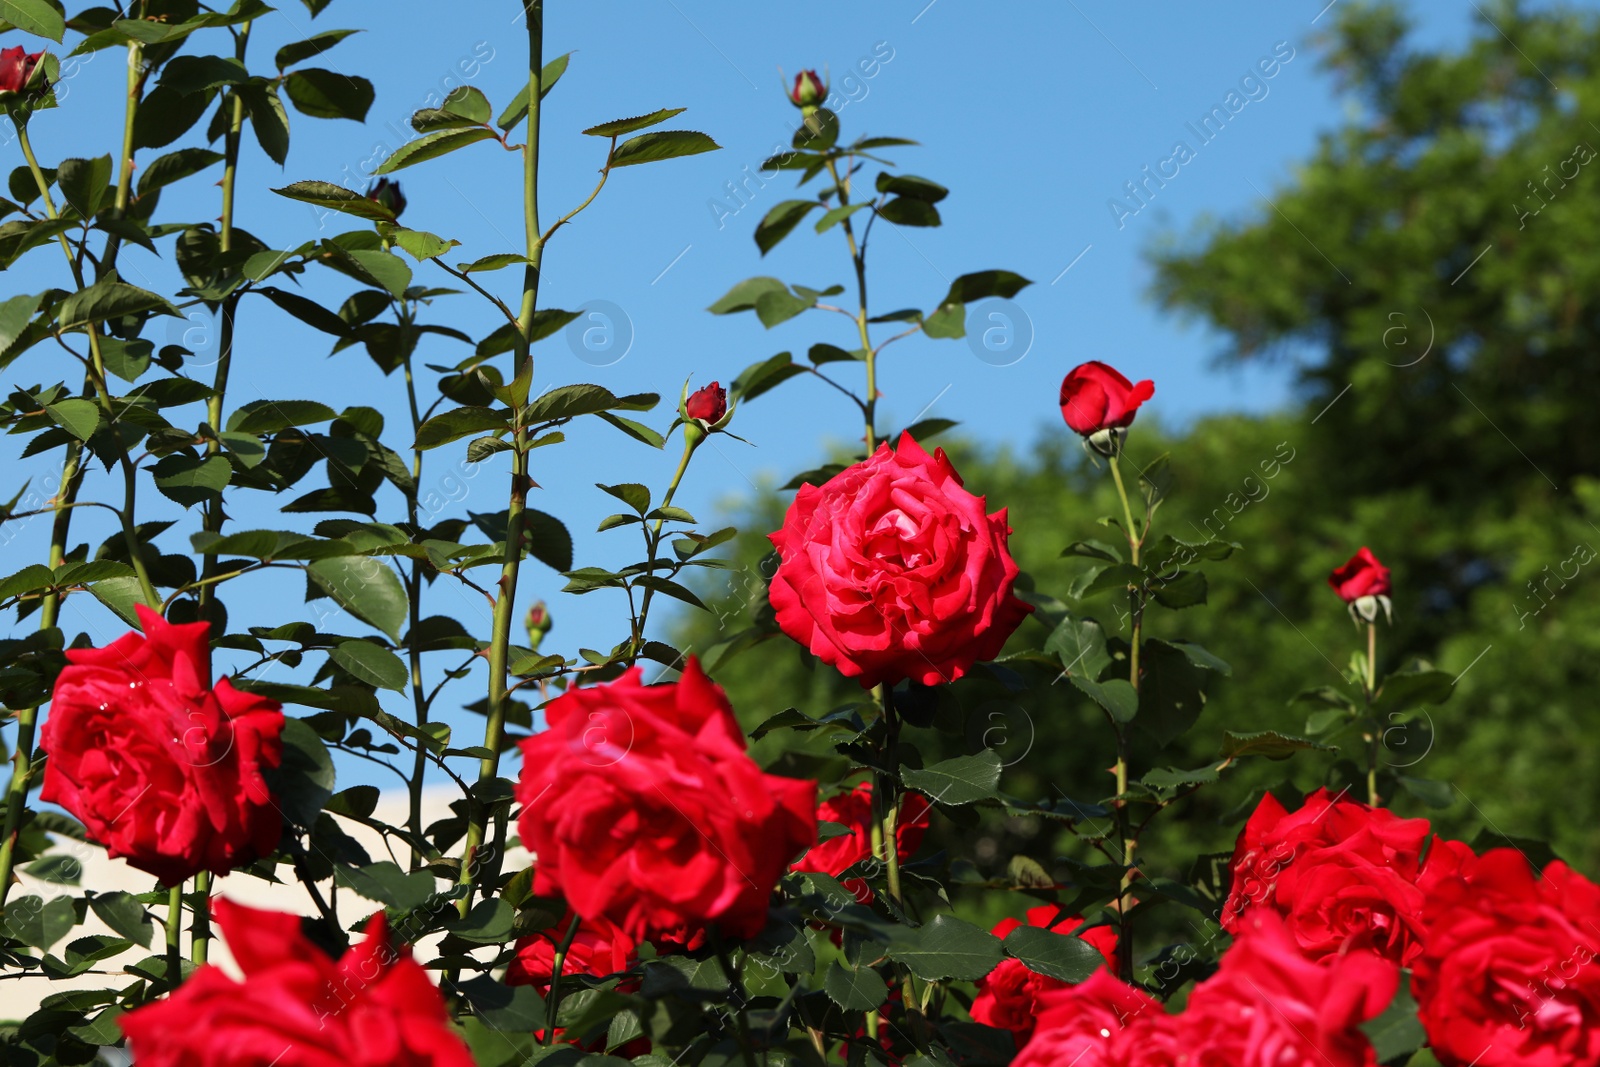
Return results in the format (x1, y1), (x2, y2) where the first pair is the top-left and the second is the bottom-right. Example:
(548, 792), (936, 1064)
(59, 274), (179, 328)
(755, 288), (813, 328)
(793, 108), (839, 150)
(227, 399), (339, 435)
(1396, 775), (1454, 809)
(458, 252), (529, 274)
(57, 155), (112, 218)
(0, 0), (62, 40)
(132, 84), (213, 150)
(598, 482), (650, 514)
(732, 351), (806, 402)
(942, 269), (1032, 305)
(138, 147), (224, 197)
(521, 509), (573, 572)
(707, 276), (787, 315)
(271, 180), (396, 222)
(5, 895), (75, 950)
(1002, 925), (1106, 983)
(525, 383), (623, 423)
(816, 202), (870, 233)
(1073, 676), (1139, 723)
(0, 563), (54, 600)
(823, 962), (884, 1011)
(308, 556), (408, 640)
(878, 197), (941, 227)
(89, 576), (151, 626)
(89, 892), (153, 948)
(151, 453), (231, 506)
(43, 398), (99, 441)
(902, 751), (1002, 806)
(272, 717), (335, 827)
(393, 228), (459, 263)
(921, 300), (964, 339)
(1045, 615), (1112, 680)
(159, 55), (249, 95)
(0, 291), (42, 360)
(496, 51), (570, 131)
(241, 84), (290, 165)
(809, 342), (860, 365)
(754, 199), (820, 255)
(374, 127), (498, 175)
(415, 406), (508, 450)
(329, 641), (407, 691)
(583, 107), (686, 137)
(284, 69), (374, 122)
(441, 85), (492, 124)
(1137, 638), (1210, 747)
(888, 914), (1004, 981)
(875, 172), (948, 203)
(447, 897), (515, 944)
(333, 861), (435, 910)
(275, 28), (361, 71)
(1221, 730), (1331, 760)
(1151, 570), (1207, 609)
(344, 249), (412, 299)
(609, 130), (720, 168)
(1361, 986), (1426, 1064)
(1373, 668), (1455, 715)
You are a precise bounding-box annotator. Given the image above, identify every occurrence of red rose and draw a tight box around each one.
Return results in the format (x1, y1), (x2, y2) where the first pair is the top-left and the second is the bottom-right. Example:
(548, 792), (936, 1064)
(1058, 361), (1155, 436)
(515, 659), (817, 941)
(365, 177), (406, 218)
(790, 781), (931, 903)
(1012, 969), (1179, 1067)
(768, 432), (1033, 688)
(0, 46), (43, 94)
(1180, 910), (1398, 1067)
(1220, 788), (1432, 966)
(685, 380), (727, 423)
(1329, 547), (1392, 622)
(507, 910), (636, 991)
(1329, 547), (1390, 601)
(972, 906), (1120, 1043)
(38, 605), (284, 886)
(119, 898), (473, 1067)
(789, 69), (826, 107)
(1412, 848), (1600, 1067)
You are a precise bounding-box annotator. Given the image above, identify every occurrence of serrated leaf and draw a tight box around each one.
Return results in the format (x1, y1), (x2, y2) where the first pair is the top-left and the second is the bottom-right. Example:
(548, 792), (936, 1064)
(902, 751), (1002, 806)
(888, 914), (1003, 981)
(374, 127), (498, 175)
(610, 130), (720, 167)
(329, 641), (408, 691)
(583, 107), (686, 137)
(272, 180), (396, 222)
(1002, 925), (1106, 983)
(308, 556), (407, 640)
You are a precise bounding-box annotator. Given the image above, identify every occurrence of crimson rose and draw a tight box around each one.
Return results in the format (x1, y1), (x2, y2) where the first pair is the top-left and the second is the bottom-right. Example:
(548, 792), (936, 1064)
(1058, 361), (1154, 437)
(1181, 910), (1398, 1067)
(768, 431), (1032, 688)
(971, 905), (1120, 1043)
(1220, 788), (1432, 965)
(790, 781), (930, 903)
(39, 605), (284, 886)
(1412, 848), (1600, 1067)
(685, 380), (727, 423)
(1329, 547), (1392, 622)
(0, 46), (43, 94)
(516, 659), (816, 941)
(1012, 969), (1178, 1067)
(119, 898), (473, 1067)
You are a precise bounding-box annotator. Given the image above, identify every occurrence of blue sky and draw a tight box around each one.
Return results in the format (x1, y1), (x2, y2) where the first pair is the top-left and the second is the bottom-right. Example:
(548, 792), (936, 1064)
(3, 0), (1506, 787)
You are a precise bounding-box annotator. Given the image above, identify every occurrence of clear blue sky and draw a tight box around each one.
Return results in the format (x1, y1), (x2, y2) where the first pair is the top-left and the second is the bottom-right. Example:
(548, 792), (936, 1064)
(4, 1), (1503, 788)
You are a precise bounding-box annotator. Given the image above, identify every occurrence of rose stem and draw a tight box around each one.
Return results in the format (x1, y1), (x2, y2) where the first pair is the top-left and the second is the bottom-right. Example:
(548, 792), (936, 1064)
(710, 927), (759, 1067)
(821, 156), (876, 450)
(165, 884), (183, 988)
(190, 871), (211, 964)
(197, 20), (252, 619)
(1365, 620), (1380, 806)
(631, 433), (696, 656)
(1107, 452), (1145, 982)
(539, 912), (582, 1045)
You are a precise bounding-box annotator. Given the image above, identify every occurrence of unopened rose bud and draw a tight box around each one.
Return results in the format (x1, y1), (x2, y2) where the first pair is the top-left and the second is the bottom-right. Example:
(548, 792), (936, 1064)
(525, 600), (552, 650)
(366, 177), (406, 218)
(1059, 361), (1155, 457)
(0, 47), (45, 96)
(788, 69), (826, 109)
(685, 381), (727, 424)
(1329, 546), (1392, 624)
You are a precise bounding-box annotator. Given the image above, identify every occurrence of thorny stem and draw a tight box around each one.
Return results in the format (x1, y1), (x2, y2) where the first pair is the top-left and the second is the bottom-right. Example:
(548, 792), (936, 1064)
(823, 155), (878, 449)
(1107, 454), (1144, 982)
(165, 884), (183, 989)
(631, 437), (695, 654)
(457, 0), (544, 918)
(1365, 621), (1380, 806)
(402, 326), (430, 866)
(540, 912), (583, 1045)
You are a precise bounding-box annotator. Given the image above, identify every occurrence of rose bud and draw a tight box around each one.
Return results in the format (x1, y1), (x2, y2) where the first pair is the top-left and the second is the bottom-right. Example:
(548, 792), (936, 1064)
(685, 381), (727, 424)
(1329, 546), (1392, 623)
(1058, 360), (1155, 456)
(366, 177), (406, 218)
(788, 69), (826, 109)
(525, 600), (551, 651)
(0, 46), (45, 95)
